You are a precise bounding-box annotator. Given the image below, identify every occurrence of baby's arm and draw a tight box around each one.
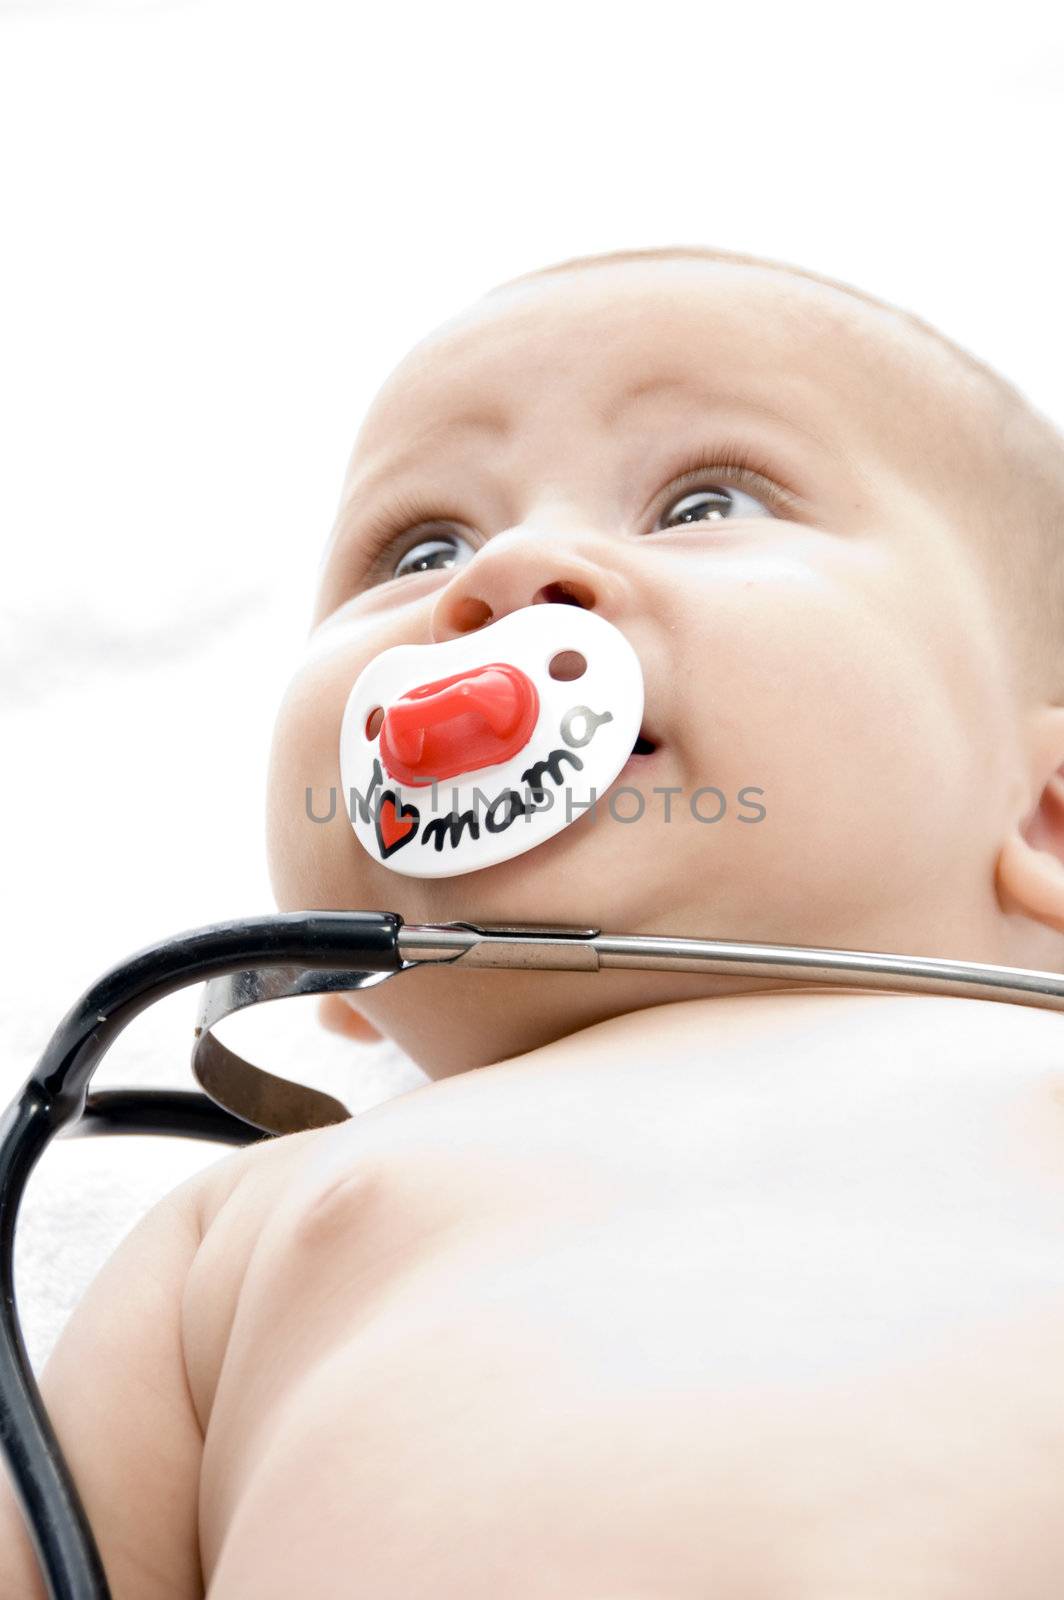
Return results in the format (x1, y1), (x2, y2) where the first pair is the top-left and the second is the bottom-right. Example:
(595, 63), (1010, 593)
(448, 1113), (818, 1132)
(0, 1169), (210, 1600)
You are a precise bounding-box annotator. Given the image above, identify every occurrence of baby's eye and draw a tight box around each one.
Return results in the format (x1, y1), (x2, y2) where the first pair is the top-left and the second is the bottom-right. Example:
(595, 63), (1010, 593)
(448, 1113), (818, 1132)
(393, 531), (476, 580)
(655, 483), (775, 530)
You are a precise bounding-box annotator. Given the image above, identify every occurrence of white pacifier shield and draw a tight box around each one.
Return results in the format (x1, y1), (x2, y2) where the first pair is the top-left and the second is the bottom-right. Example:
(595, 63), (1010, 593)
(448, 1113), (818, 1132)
(339, 604), (645, 877)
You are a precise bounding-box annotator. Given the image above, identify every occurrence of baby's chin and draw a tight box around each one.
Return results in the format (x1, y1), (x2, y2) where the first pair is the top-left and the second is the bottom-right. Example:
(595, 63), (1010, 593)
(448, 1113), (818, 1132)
(323, 810), (690, 939)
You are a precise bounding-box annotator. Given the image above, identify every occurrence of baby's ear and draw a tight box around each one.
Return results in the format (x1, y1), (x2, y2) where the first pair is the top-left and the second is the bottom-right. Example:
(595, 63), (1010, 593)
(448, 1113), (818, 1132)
(317, 993), (384, 1043)
(996, 705), (1064, 936)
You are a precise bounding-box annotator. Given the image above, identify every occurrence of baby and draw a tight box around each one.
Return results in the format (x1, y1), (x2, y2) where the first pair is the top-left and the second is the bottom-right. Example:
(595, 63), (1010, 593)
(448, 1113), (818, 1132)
(5, 245), (1064, 1599)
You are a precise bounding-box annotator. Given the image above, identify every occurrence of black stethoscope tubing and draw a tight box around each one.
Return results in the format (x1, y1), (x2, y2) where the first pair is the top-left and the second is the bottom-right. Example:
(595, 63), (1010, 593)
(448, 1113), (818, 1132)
(0, 912), (402, 1600)
(4, 908), (1064, 1600)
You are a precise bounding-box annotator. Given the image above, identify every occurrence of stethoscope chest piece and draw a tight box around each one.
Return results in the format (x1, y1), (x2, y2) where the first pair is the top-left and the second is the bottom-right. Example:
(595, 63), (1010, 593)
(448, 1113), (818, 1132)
(339, 604), (644, 877)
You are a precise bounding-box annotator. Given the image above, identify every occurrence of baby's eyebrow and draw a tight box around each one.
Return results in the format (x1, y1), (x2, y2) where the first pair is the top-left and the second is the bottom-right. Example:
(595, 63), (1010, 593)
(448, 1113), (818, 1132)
(601, 373), (874, 488)
(340, 369), (876, 537)
(601, 372), (705, 427)
(380, 374), (719, 444)
(382, 373), (831, 442)
(344, 407), (511, 504)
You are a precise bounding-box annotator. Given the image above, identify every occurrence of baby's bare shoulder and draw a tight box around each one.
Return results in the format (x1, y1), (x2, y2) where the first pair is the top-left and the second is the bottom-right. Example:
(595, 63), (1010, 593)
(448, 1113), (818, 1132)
(180, 1121), (351, 1425)
(182, 1093), (447, 1421)
(193, 1122), (332, 1232)
(192, 1083), (445, 1237)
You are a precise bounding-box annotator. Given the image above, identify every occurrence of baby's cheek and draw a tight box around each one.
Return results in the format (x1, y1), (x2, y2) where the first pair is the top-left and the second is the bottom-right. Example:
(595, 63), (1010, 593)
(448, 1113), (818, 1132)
(675, 575), (975, 916)
(703, 553), (964, 784)
(265, 660), (367, 910)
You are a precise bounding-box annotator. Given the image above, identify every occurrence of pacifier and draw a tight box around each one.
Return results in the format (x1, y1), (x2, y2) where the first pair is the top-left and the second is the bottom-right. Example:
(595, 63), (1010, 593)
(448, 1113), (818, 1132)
(339, 604), (645, 877)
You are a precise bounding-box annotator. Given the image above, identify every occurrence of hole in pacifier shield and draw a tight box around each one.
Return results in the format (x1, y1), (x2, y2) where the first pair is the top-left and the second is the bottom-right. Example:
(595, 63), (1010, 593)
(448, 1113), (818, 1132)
(548, 650), (586, 682)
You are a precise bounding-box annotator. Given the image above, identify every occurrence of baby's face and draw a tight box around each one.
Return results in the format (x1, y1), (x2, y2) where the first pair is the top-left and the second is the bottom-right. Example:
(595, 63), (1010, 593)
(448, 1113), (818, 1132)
(267, 261), (1025, 1073)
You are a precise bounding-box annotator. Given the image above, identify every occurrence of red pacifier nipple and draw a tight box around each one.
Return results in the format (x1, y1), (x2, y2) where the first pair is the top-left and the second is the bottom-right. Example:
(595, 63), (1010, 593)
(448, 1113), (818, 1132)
(379, 661), (540, 786)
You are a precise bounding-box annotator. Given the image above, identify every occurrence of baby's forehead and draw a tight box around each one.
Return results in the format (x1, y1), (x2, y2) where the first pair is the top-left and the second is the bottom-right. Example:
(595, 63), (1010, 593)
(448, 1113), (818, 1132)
(345, 264), (994, 512)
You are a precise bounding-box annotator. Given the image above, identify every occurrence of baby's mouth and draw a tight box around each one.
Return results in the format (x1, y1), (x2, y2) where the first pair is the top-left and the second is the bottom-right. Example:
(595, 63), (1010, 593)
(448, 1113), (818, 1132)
(629, 726), (659, 760)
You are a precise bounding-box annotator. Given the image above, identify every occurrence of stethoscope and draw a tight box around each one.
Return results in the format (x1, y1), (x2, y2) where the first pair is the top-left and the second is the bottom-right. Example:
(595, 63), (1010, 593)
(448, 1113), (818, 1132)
(6, 604), (1064, 1597)
(4, 911), (1064, 1599)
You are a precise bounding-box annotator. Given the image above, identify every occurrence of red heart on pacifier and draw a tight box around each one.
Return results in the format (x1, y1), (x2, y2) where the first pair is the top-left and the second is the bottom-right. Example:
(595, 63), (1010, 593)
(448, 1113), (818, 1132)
(375, 792), (420, 859)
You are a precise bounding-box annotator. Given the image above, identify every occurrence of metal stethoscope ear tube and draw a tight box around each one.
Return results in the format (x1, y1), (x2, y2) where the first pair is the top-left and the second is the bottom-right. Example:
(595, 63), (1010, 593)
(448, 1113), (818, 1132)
(3, 910), (1064, 1599)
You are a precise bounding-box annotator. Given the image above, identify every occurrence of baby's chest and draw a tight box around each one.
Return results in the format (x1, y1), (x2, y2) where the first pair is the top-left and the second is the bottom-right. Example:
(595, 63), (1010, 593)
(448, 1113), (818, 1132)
(198, 1117), (1064, 1598)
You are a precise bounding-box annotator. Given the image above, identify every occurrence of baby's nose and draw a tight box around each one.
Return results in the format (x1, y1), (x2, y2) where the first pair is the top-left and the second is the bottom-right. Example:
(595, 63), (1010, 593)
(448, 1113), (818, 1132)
(379, 661), (540, 786)
(429, 525), (632, 640)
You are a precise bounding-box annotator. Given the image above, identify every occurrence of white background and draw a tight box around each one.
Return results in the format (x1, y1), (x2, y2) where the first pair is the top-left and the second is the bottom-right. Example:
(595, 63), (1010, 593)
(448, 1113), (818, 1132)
(1, 0), (1062, 1366)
